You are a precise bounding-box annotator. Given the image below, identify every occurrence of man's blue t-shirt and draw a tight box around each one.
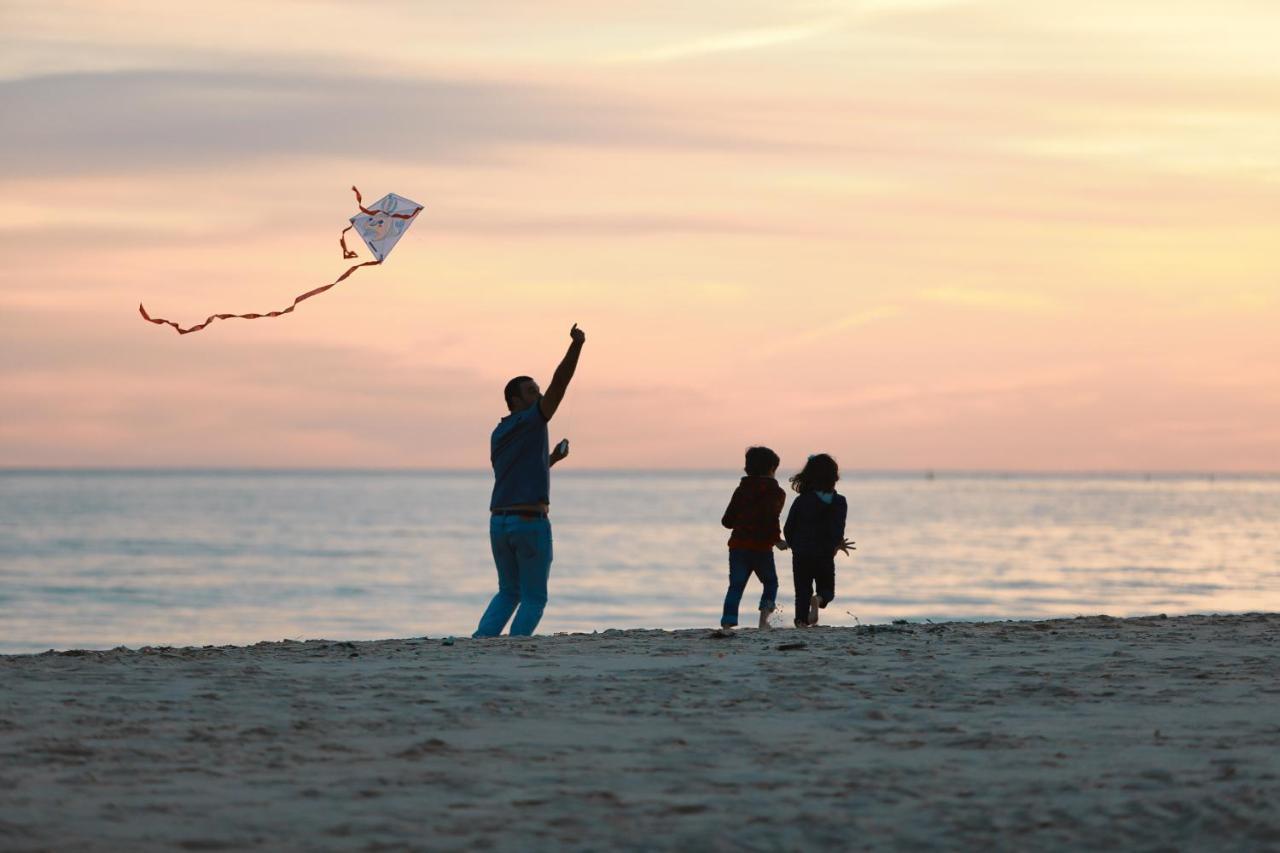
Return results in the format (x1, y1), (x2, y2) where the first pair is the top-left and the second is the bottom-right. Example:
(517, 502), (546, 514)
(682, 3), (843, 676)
(490, 405), (550, 510)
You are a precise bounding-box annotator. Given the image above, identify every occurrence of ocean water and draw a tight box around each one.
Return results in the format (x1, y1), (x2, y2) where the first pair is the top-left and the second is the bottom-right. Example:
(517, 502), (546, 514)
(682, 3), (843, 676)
(1, 470), (1277, 654)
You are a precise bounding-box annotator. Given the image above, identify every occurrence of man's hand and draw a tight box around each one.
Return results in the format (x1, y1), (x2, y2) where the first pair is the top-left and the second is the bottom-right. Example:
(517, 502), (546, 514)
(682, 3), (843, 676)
(549, 438), (570, 467)
(570, 323), (585, 344)
(836, 538), (856, 557)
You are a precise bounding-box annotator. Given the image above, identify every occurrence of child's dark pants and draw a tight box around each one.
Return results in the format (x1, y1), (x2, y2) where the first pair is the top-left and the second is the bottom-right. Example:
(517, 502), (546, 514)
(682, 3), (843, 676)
(792, 553), (835, 621)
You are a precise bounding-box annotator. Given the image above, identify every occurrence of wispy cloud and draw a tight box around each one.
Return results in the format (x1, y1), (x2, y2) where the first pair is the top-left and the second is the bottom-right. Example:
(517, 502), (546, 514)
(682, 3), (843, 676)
(757, 305), (904, 358)
(616, 17), (846, 63)
(744, 284), (1069, 362)
(612, 0), (981, 64)
(919, 287), (1059, 314)
(0, 69), (796, 179)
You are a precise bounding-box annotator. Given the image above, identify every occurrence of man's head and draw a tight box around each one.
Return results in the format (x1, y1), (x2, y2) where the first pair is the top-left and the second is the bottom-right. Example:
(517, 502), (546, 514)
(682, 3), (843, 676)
(744, 445), (780, 477)
(503, 375), (541, 412)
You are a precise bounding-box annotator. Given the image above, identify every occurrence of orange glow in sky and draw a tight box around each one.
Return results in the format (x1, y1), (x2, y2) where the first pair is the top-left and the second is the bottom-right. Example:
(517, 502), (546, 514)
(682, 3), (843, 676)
(2, 1), (1278, 470)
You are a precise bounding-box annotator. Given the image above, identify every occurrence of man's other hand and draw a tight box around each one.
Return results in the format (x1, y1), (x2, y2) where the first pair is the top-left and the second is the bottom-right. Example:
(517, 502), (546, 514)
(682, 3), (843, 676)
(570, 323), (585, 344)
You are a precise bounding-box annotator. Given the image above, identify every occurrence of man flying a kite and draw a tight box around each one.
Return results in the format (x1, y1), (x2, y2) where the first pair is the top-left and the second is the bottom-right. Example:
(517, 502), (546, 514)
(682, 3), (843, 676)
(474, 323), (586, 638)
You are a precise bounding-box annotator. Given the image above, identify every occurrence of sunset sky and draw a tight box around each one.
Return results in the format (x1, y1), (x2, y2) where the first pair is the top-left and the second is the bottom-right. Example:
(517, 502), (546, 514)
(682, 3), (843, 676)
(3, 0), (1278, 471)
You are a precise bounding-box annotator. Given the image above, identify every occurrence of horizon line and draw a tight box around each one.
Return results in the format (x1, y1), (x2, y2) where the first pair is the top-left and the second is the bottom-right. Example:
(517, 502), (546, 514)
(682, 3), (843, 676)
(2, 466), (1276, 478)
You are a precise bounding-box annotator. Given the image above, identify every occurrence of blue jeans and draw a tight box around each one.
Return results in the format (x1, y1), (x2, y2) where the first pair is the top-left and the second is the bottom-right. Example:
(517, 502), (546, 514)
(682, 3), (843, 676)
(474, 515), (553, 637)
(721, 548), (778, 628)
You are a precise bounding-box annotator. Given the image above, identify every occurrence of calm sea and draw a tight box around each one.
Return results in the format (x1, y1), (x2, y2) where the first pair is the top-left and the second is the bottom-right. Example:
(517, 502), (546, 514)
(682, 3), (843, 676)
(1, 470), (1277, 654)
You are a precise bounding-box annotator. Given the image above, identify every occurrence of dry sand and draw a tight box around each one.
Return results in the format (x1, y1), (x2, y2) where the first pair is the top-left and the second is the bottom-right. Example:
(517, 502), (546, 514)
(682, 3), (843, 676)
(3, 614), (1279, 851)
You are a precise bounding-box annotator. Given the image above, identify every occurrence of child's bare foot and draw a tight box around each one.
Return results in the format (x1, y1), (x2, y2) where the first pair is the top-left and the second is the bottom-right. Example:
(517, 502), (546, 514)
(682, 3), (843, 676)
(793, 618), (810, 629)
(809, 594), (822, 625)
(758, 608), (775, 630)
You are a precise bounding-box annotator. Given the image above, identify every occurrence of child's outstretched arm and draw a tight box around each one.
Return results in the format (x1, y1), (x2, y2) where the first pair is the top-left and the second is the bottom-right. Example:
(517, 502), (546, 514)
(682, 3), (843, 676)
(831, 499), (854, 556)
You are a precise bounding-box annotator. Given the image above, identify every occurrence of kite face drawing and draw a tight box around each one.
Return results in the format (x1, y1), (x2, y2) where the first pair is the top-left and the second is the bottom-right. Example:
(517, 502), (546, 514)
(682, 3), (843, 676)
(350, 193), (417, 262)
(139, 187), (423, 335)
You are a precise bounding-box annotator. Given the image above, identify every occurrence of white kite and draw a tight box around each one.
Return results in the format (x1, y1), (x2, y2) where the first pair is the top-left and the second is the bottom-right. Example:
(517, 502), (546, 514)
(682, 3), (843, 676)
(139, 187), (423, 335)
(347, 191), (419, 261)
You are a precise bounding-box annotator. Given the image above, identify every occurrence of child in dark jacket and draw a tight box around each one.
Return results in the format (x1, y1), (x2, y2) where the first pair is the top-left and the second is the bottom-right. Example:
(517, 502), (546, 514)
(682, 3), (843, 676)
(719, 446), (787, 630)
(783, 454), (854, 627)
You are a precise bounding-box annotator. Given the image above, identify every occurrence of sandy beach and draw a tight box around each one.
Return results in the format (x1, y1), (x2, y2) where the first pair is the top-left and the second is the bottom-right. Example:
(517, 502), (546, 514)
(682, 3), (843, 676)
(3, 613), (1278, 851)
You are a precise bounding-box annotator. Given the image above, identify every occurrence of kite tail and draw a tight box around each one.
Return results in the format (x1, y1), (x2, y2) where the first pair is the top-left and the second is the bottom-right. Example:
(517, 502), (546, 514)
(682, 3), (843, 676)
(139, 185), (419, 335)
(340, 225), (359, 259)
(138, 260), (382, 335)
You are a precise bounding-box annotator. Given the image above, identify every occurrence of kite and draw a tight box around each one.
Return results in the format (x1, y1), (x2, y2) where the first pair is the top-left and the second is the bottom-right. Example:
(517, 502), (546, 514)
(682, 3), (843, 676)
(139, 187), (422, 335)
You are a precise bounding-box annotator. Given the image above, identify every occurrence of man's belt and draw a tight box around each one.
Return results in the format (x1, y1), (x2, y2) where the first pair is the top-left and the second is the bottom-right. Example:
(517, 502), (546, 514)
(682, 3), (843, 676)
(491, 509), (547, 518)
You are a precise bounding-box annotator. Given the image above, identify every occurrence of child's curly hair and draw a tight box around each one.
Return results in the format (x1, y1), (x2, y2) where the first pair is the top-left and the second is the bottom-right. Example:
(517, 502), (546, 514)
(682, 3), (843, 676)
(790, 453), (839, 493)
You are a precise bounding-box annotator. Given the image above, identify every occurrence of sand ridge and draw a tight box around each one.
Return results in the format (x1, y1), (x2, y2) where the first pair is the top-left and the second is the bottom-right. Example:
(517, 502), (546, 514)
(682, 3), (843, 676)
(2, 614), (1279, 851)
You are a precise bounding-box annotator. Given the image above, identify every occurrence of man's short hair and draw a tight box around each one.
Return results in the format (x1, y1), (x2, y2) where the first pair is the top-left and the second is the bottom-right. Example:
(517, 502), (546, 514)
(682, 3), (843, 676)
(744, 446), (780, 476)
(503, 375), (535, 409)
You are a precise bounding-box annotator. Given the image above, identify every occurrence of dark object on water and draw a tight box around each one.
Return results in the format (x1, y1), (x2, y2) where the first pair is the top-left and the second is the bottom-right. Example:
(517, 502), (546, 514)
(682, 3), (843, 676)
(776, 642), (807, 651)
(892, 619), (909, 625)
(441, 636), (456, 646)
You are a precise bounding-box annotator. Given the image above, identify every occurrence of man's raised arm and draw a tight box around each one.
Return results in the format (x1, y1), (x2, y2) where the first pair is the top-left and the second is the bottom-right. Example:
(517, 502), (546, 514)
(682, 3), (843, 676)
(538, 323), (586, 421)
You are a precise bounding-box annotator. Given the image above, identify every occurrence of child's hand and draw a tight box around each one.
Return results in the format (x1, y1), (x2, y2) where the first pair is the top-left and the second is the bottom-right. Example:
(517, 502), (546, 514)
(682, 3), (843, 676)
(776, 540), (789, 551)
(836, 538), (856, 556)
